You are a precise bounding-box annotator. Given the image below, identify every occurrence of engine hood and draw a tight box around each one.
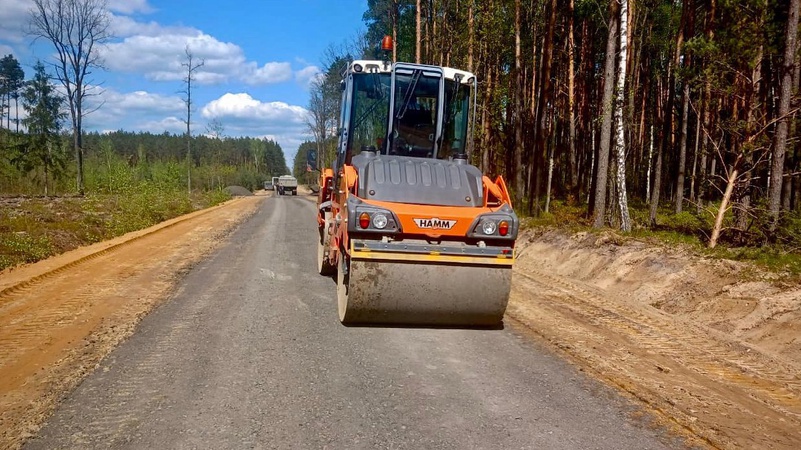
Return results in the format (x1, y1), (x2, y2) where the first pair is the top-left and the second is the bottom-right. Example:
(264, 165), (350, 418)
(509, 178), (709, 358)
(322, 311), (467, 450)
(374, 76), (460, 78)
(350, 152), (484, 207)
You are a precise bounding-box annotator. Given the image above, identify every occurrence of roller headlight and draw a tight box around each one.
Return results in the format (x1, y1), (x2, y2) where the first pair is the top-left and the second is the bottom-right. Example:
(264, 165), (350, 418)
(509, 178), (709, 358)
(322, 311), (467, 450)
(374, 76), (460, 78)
(481, 220), (497, 235)
(469, 213), (517, 239)
(372, 213), (388, 229)
(351, 206), (400, 233)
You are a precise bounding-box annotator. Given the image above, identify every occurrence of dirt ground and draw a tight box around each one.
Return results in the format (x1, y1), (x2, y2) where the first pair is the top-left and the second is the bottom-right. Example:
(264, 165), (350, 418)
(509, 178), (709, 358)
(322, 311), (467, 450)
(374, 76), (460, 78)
(508, 230), (801, 449)
(1, 193), (799, 449)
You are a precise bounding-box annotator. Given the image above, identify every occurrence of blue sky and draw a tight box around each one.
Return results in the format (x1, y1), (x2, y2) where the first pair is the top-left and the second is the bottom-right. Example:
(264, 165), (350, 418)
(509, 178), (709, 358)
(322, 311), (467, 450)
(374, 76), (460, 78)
(0, 0), (368, 162)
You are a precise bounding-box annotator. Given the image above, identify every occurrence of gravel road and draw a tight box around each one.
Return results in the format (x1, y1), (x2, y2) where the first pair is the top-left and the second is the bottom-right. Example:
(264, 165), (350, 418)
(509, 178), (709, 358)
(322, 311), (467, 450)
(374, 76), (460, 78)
(26, 195), (683, 449)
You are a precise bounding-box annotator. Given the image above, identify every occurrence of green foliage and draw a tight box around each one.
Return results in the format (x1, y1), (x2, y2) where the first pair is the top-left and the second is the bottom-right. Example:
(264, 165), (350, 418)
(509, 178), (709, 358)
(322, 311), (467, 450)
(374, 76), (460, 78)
(0, 233), (53, 267)
(660, 211), (705, 234)
(779, 214), (801, 248)
(0, 54), (25, 129)
(0, 185), (232, 270)
(521, 200), (589, 229)
(201, 188), (232, 207)
(722, 246), (801, 276)
(13, 61), (68, 194)
(102, 186), (194, 235)
(521, 200), (801, 276)
(293, 140), (319, 185)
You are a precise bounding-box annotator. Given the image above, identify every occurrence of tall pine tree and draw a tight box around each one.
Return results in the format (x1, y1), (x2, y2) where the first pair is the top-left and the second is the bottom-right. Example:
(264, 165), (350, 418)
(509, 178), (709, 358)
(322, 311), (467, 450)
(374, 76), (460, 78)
(20, 61), (67, 196)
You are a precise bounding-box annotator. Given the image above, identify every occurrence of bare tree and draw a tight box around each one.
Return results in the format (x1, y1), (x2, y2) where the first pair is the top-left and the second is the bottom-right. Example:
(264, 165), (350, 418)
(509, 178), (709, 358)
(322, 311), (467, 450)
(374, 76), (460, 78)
(29, 0), (111, 195)
(205, 117), (225, 139)
(305, 47), (347, 172)
(181, 46), (204, 194)
(305, 79), (328, 171)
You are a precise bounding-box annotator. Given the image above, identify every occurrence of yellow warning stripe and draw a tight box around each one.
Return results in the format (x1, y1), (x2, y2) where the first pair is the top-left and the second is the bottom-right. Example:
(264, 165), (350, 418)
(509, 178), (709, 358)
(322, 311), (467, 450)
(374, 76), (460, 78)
(350, 247), (515, 266)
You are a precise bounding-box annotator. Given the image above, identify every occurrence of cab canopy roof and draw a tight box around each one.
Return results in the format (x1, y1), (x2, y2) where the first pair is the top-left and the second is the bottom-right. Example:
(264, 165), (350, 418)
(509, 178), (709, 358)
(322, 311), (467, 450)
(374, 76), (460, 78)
(346, 60), (475, 85)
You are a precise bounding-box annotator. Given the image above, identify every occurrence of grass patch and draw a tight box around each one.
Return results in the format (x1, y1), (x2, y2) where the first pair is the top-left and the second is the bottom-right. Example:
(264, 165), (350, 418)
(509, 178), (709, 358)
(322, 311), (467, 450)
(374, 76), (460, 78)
(0, 187), (231, 271)
(520, 200), (801, 277)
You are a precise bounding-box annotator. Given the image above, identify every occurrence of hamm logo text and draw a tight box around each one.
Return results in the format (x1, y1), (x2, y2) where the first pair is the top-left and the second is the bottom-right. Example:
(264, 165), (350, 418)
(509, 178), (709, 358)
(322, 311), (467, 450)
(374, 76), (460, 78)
(413, 218), (456, 230)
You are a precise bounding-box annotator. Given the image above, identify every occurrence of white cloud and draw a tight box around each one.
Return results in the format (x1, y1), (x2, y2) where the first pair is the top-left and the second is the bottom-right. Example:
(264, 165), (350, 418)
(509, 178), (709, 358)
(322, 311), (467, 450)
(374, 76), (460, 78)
(201, 93), (307, 124)
(2, 1), (154, 43)
(0, 0), (31, 43)
(101, 30), (311, 86)
(248, 62), (293, 85)
(100, 31), (246, 84)
(83, 88), (184, 132)
(4, 3), (317, 88)
(0, 43), (16, 58)
(109, 15), (195, 38)
(295, 65), (322, 88)
(1, 1), (317, 153)
(107, 0), (154, 15)
(81, 90), (312, 152)
(138, 116), (185, 134)
(103, 89), (184, 113)
(200, 93), (311, 152)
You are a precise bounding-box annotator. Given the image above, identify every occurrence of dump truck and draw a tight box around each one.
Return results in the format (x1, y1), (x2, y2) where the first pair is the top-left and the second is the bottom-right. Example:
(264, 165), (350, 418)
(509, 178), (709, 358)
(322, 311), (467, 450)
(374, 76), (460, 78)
(316, 47), (518, 326)
(275, 175), (298, 196)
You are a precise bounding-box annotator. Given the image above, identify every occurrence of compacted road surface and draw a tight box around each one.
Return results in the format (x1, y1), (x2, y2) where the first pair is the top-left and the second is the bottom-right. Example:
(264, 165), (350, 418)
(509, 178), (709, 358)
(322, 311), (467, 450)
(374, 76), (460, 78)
(26, 195), (683, 449)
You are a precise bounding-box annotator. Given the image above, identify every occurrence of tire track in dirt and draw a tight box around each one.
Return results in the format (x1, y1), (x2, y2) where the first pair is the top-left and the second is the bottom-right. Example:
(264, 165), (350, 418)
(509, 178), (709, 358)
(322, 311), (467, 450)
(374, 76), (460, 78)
(507, 267), (801, 449)
(0, 196), (264, 450)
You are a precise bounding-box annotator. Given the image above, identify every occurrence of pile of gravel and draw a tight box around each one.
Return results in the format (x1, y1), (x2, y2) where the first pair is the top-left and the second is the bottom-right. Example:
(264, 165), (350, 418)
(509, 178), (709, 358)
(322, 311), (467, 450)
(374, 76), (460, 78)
(224, 186), (253, 197)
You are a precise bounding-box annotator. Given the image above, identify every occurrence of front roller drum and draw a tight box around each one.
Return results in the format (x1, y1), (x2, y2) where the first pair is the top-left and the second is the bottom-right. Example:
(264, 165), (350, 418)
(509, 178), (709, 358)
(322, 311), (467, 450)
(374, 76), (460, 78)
(337, 257), (512, 326)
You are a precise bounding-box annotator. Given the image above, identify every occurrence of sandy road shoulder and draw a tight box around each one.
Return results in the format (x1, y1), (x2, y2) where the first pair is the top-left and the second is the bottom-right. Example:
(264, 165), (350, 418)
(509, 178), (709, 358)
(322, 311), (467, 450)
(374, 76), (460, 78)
(507, 265), (801, 449)
(0, 195), (264, 450)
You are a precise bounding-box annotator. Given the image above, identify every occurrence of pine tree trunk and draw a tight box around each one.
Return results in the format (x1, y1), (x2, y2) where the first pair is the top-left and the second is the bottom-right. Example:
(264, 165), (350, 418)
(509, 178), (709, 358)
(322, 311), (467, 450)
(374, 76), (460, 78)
(567, 0), (578, 197)
(513, 0), (525, 205)
(649, 79), (665, 226)
(416, 0), (422, 63)
(676, 82), (690, 213)
(690, 111), (701, 205)
(391, 0), (398, 62)
(545, 148), (554, 212)
(467, 1), (474, 71)
(592, 0), (619, 228)
(786, 40), (801, 211)
(647, 124), (654, 201)
(674, 0), (690, 213)
(698, 0), (717, 212)
(530, 0), (557, 215)
(768, 0), (800, 229)
(735, 46), (764, 232)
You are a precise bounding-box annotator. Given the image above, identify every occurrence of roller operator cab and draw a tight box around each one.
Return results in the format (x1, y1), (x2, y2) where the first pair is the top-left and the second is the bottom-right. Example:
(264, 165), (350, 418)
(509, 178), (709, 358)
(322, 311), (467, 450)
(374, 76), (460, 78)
(317, 59), (518, 326)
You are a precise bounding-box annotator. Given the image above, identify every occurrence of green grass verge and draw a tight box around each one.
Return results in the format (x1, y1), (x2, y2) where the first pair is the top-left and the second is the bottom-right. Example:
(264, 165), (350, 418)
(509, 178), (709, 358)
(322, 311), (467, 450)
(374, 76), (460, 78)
(0, 188), (231, 271)
(520, 200), (801, 278)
